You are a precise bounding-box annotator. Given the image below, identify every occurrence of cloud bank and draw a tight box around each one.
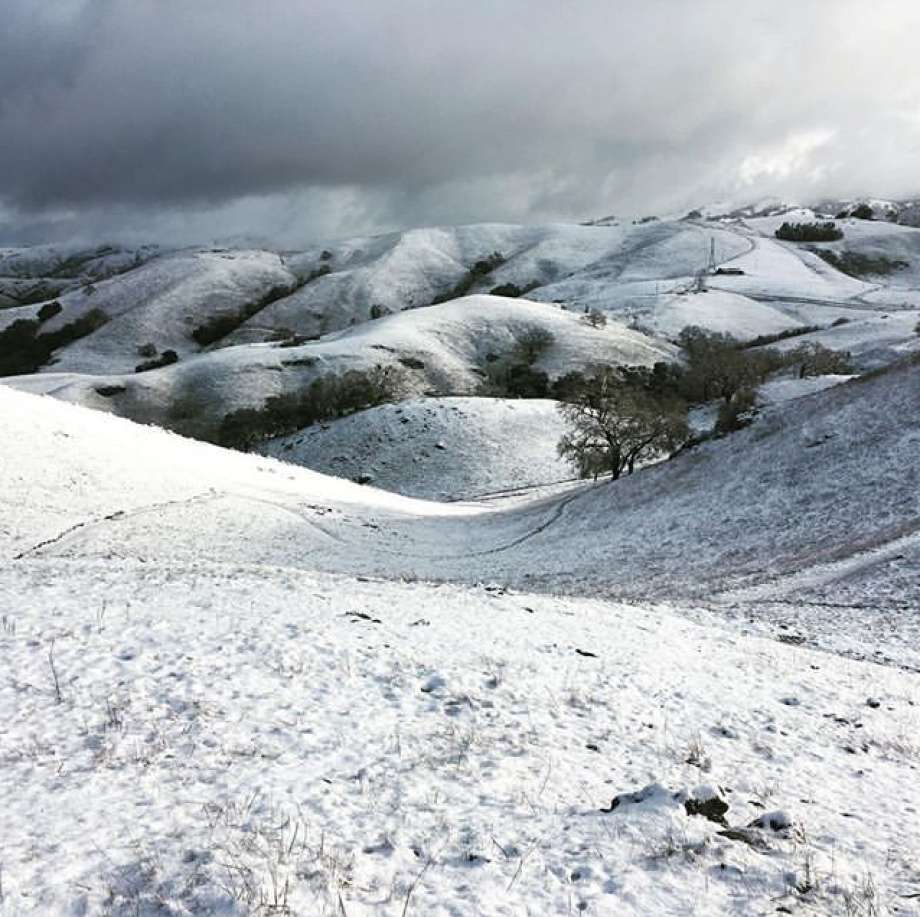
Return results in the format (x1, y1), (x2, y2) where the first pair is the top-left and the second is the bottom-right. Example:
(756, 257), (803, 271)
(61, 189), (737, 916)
(2, 0), (919, 244)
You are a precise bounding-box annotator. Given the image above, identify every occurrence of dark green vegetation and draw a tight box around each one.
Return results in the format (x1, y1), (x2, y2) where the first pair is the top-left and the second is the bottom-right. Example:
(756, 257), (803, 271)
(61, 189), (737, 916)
(741, 325), (822, 349)
(488, 281), (540, 298)
(556, 365), (689, 480)
(775, 221), (843, 242)
(191, 282), (305, 347)
(135, 350), (179, 373)
(554, 327), (854, 466)
(0, 308), (109, 376)
(432, 252), (506, 304)
(477, 328), (554, 398)
(218, 365), (404, 449)
(813, 249), (908, 277)
(836, 203), (875, 220)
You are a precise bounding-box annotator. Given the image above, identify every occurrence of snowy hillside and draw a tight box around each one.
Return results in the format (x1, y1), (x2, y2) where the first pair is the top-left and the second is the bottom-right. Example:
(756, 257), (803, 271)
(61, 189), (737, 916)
(3, 214), (918, 453)
(0, 248), (296, 374)
(2, 383), (919, 915)
(259, 396), (572, 500)
(4, 295), (674, 441)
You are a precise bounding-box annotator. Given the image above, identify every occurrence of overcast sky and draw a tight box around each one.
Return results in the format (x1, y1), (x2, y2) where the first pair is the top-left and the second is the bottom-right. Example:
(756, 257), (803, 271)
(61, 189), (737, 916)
(2, 0), (919, 246)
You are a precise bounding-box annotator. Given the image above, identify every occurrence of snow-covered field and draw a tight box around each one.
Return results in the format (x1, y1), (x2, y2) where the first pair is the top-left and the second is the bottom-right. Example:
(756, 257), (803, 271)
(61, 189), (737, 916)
(2, 348), (919, 914)
(3, 294), (674, 443)
(259, 397), (572, 500)
(3, 214), (919, 444)
(2, 208), (919, 915)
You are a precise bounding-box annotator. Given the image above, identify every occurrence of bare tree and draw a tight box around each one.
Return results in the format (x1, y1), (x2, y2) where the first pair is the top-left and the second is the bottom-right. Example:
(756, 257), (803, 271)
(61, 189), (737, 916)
(787, 342), (854, 378)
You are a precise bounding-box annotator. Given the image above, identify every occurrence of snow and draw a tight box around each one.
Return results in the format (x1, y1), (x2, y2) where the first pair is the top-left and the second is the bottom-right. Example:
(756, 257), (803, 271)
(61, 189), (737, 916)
(227, 223), (640, 343)
(759, 311), (920, 370)
(757, 375), (855, 405)
(643, 290), (802, 341)
(1, 371), (918, 913)
(3, 295), (675, 443)
(259, 397), (572, 501)
(2, 210), (920, 914)
(0, 248), (294, 375)
(5, 558), (918, 915)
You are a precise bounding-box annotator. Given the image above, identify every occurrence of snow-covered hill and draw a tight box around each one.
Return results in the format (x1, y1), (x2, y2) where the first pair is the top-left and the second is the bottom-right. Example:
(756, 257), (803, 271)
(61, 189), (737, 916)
(259, 396), (572, 500)
(3, 215), (919, 452)
(4, 295), (675, 441)
(2, 381), (919, 915)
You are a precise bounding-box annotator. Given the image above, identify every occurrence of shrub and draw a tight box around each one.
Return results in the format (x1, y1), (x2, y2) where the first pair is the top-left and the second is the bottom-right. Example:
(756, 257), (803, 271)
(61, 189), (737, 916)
(369, 304), (389, 320)
(581, 308), (608, 328)
(814, 249), (908, 277)
(218, 365), (404, 449)
(432, 252), (506, 303)
(489, 281), (540, 298)
(676, 326), (763, 403)
(516, 327), (553, 363)
(192, 283), (301, 347)
(305, 264), (331, 283)
(490, 283), (523, 298)
(136, 342), (157, 358)
(0, 308), (109, 376)
(0, 319), (42, 375)
(742, 325), (821, 348)
(787, 343), (854, 378)
(775, 221), (843, 242)
(37, 301), (63, 323)
(478, 327), (553, 397)
(850, 203), (874, 220)
(135, 349), (178, 373)
(715, 388), (757, 434)
(13, 283), (60, 306)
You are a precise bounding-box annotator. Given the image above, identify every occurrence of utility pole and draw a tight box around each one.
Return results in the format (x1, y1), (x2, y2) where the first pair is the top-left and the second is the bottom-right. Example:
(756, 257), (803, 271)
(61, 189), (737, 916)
(707, 237), (717, 274)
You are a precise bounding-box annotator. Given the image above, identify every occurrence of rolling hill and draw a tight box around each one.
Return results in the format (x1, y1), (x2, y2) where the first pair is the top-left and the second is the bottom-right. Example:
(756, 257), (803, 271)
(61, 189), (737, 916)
(1, 363), (918, 914)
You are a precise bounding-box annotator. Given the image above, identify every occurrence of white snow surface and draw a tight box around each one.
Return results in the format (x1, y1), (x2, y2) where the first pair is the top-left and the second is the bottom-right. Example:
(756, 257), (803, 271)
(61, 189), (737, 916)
(3, 295), (674, 441)
(259, 397), (572, 501)
(1, 372), (919, 914)
(3, 211), (920, 915)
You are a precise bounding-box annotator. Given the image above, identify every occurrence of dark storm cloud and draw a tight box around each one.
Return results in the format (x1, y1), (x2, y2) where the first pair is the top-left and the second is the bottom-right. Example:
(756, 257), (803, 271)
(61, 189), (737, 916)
(1, 0), (919, 243)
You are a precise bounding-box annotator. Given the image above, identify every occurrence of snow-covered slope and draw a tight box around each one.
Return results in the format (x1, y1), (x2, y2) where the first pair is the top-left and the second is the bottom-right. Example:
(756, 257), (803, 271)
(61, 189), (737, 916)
(4, 295), (675, 441)
(259, 396), (572, 500)
(5, 357), (918, 658)
(0, 248), (296, 374)
(2, 383), (919, 915)
(3, 216), (919, 446)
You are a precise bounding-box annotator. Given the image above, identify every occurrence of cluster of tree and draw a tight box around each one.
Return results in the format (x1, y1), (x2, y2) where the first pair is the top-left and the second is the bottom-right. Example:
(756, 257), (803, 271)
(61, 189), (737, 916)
(675, 326), (785, 404)
(432, 252), (506, 304)
(836, 203), (875, 221)
(556, 365), (689, 480)
(218, 365), (404, 450)
(191, 282), (304, 347)
(775, 221), (843, 242)
(741, 324), (822, 348)
(553, 327), (856, 478)
(0, 305), (107, 376)
(489, 281), (540, 298)
(5, 282), (65, 306)
(477, 327), (554, 398)
(135, 349), (178, 373)
(786, 342), (854, 378)
(814, 249), (908, 277)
